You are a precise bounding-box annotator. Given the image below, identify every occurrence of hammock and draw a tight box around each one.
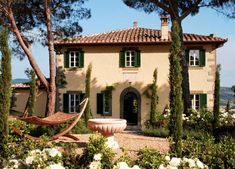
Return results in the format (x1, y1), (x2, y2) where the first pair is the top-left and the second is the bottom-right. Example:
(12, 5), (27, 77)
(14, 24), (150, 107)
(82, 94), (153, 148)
(12, 98), (88, 141)
(18, 112), (80, 126)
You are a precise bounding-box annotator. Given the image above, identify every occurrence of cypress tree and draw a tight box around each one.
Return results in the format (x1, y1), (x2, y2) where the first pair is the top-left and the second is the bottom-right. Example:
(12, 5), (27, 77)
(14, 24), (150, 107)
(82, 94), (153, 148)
(25, 69), (36, 116)
(84, 63), (92, 125)
(150, 68), (158, 124)
(225, 100), (230, 113)
(168, 19), (183, 157)
(213, 65), (220, 139)
(0, 27), (12, 162)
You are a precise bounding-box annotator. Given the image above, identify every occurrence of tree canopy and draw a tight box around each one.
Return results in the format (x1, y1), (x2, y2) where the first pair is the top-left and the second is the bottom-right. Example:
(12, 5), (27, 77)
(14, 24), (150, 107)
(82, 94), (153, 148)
(0, 0), (91, 59)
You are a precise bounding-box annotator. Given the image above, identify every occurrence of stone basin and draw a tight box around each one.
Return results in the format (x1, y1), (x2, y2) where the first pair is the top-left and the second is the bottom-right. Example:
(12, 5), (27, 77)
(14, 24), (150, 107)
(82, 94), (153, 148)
(88, 118), (127, 137)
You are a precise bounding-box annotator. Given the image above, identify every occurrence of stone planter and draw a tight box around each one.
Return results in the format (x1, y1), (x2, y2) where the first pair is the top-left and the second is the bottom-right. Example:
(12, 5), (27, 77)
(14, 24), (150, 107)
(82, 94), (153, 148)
(88, 118), (127, 149)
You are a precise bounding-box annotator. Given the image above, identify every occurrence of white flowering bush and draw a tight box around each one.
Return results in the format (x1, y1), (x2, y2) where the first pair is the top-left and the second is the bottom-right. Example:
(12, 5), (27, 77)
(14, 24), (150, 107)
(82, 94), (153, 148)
(159, 156), (208, 169)
(113, 162), (140, 169)
(183, 109), (213, 131)
(220, 111), (235, 126)
(89, 153), (102, 169)
(4, 148), (64, 169)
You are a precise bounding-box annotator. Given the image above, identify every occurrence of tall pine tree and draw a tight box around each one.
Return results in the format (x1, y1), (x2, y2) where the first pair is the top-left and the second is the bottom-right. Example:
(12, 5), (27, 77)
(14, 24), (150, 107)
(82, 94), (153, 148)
(0, 27), (12, 163)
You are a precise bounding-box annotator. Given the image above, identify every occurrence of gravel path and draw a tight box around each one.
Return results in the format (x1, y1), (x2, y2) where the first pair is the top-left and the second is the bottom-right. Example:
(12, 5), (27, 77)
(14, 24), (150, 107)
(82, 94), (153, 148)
(62, 131), (169, 158)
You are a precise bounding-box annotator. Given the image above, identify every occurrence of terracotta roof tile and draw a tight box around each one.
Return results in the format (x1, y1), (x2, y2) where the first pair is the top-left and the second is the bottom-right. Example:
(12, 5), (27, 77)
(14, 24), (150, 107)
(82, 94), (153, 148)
(54, 27), (227, 46)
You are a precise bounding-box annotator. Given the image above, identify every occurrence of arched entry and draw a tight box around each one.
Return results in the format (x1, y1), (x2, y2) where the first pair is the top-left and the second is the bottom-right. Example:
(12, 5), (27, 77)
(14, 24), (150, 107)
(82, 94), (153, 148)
(120, 87), (141, 126)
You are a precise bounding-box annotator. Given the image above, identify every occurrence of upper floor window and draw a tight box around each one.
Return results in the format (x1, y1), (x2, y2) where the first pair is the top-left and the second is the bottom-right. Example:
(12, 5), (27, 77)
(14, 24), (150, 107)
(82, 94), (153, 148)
(125, 50), (136, 67)
(120, 49), (141, 68)
(186, 49), (206, 67)
(190, 94), (207, 111)
(64, 50), (84, 68)
(69, 51), (80, 67)
(189, 50), (200, 66)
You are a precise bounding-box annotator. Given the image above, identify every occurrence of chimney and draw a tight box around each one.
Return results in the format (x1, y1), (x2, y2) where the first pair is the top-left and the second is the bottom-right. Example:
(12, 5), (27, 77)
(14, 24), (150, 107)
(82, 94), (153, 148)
(133, 21), (138, 28)
(160, 15), (168, 40)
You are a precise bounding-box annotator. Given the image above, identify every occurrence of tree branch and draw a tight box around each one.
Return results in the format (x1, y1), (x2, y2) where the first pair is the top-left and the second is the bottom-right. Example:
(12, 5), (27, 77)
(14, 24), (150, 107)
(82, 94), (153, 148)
(8, 7), (49, 90)
(148, 0), (172, 16)
(179, 0), (203, 21)
(166, 0), (179, 19)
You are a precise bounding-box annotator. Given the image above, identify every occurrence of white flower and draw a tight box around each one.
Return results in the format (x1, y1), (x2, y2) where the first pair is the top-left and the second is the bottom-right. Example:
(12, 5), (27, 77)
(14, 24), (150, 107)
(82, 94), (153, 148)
(93, 153), (102, 161)
(30, 149), (41, 155)
(165, 156), (171, 162)
(169, 157), (181, 167)
(114, 162), (129, 169)
(131, 165), (140, 169)
(188, 159), (196, 168)
(158, 164), (166, 169)
(89, 161), (101, 169)
(231, 114), (235, 119)
(4, 159), (20, 169)
(196, 159), (204, 168)
(43, 148), (62, 157)
(166, 165), (178, 169)
(25, 156), (34, 164)
(197, 115), (200, 118)
(45, 163), (65, 169)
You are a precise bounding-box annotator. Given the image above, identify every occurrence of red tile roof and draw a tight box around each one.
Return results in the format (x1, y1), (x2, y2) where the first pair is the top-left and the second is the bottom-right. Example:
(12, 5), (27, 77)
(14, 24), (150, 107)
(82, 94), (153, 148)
(54, 27), (227, 46)
(12, 83), (30, 89)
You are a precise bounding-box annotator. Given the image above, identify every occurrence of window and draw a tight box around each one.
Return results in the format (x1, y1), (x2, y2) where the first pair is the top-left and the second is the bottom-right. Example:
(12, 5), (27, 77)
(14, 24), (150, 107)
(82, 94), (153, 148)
(190, 94), (207, 110)
(191, 94), (200, 110)
(120, 49), (141, 68)
(64, 50), (84, 68)
(125, 50), (136, 67)
(189, 50), (200, 66)
(63, 92), (85, 113)
(185, 49), (206, 67)
(69, 51), (80, 67)
(96, 89), (112, 116)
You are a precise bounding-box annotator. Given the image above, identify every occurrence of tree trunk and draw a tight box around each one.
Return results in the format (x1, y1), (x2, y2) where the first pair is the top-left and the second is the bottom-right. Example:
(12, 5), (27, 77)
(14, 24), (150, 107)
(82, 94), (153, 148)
(45, 0), (56, 116)
(178, 21), (191, 116)
(8, 8), (49, 90)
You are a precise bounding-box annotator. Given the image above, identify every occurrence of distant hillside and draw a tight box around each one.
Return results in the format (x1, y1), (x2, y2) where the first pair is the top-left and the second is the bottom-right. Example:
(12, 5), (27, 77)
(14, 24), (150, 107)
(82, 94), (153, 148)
(220, 87), (235, 108)
(12, 78), (29, 84)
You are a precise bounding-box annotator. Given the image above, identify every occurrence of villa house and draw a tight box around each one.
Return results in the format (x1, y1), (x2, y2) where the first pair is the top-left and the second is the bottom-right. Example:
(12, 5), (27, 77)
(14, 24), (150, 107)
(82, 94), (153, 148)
(54, 16), (227, 128)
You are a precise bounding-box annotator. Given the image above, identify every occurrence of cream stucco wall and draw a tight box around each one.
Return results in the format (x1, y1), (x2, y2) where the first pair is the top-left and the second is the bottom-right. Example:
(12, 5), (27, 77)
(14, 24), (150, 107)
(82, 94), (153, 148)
(11, 89), (47, 117)
(56, 44), (216, 127)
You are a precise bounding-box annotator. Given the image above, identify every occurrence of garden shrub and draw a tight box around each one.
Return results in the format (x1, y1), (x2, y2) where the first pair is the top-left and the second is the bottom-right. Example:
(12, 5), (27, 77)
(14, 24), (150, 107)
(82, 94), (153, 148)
(136, 147), (164, 169)
(182, 136), (235, 168)
(77, 133), (115, 169)
(142, 127), (169, 138)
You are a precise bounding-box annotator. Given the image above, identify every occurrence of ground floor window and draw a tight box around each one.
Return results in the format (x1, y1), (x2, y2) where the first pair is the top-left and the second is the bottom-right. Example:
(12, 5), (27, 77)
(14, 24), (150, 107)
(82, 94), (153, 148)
(190, 94), (207, 110)
(63, 92), (85, 113)
(97, 88), (112, 116)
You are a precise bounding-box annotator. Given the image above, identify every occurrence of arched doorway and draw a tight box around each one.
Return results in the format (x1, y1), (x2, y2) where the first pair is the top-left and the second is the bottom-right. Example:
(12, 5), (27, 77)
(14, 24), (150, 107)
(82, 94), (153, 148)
(120, 87), (141, 126)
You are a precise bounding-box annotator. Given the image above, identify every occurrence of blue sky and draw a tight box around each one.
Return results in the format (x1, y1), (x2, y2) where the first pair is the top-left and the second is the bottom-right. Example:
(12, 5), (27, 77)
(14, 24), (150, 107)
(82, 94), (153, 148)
(12, 0), (235, 87)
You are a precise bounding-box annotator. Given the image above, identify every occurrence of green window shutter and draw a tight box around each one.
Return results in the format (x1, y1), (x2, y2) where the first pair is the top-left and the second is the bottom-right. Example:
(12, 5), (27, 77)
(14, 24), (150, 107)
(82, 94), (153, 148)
(79, 51), (84, 68)
(200, 94), (207, 109)
(199, 49), (206, 67)
(80, 93), (85, 102)
(97, 93), (104, 114)
(119, 50), (125, 67)
(185, 49), (189, 64)
(64, 51), (69, 68)
(63, 93), (69, 113)
(135, 50), (141, 67)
